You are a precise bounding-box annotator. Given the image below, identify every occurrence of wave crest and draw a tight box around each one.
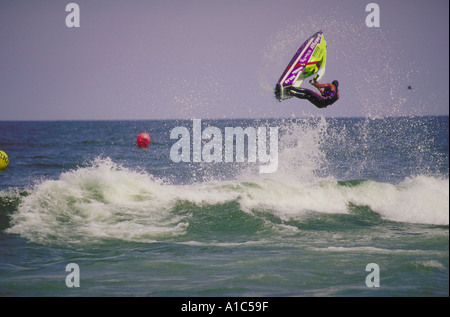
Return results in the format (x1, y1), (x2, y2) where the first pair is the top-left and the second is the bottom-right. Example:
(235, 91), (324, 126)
(5, 157), (448, 245)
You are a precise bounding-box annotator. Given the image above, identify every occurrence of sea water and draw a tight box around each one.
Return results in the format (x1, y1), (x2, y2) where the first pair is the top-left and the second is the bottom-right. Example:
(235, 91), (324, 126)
(0, 116), (448, 297)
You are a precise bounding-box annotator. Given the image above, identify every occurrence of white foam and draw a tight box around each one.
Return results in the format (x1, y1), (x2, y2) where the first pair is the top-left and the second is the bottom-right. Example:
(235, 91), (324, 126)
(343, 176), (449, 225)
(314, 246), (442, 255)
(7, 158), (189, 244)
(414, 260), (446, 270)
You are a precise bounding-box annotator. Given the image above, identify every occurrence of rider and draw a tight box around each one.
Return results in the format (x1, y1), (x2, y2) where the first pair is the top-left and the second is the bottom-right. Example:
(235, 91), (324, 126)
(288, 77), (339, 108)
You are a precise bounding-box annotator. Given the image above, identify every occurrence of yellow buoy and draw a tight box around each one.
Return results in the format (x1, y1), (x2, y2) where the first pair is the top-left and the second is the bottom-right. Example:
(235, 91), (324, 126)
(0, 150), (9, 169)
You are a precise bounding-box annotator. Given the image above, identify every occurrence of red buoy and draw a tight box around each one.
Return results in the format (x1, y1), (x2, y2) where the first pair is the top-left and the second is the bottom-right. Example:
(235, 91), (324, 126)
(137, 132), (151, 147)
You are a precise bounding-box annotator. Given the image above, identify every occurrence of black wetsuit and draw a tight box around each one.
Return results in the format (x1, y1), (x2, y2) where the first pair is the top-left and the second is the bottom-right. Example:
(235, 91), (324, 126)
(289, 86), (339, 108)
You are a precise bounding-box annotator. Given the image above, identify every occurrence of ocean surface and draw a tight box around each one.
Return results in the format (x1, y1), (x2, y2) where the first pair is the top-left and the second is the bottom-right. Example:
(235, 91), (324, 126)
(0, 116), (448, 297)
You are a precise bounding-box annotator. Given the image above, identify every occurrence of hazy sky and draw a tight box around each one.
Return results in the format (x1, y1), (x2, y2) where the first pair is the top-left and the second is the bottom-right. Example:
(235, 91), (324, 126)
(1, 0), (448, 120)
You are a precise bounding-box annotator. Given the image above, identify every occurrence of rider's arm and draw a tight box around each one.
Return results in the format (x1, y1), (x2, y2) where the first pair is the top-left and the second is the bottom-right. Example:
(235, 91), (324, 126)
(312, 82), (332, 89)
